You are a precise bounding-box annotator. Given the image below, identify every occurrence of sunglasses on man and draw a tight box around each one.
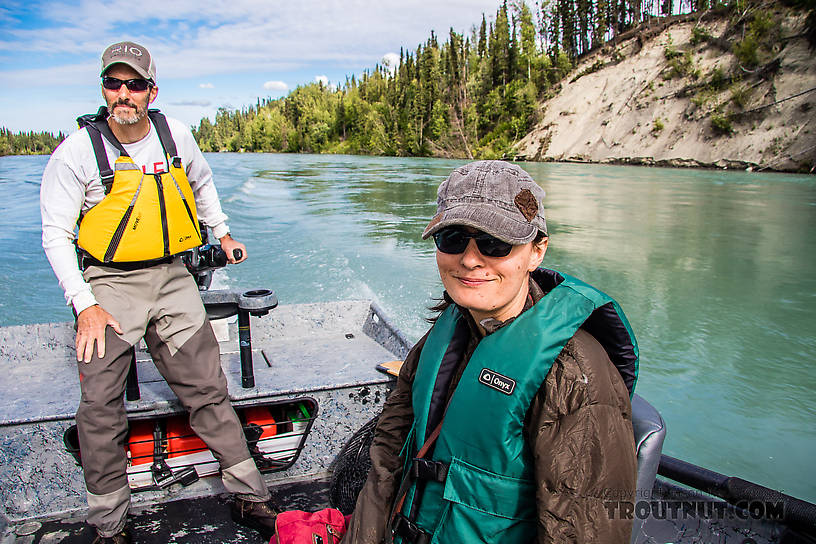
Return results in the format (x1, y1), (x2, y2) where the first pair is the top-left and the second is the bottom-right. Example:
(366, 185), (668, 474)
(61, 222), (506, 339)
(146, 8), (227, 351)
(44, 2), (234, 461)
(102, 77), (152, 93)
(433, 227), (515, 258)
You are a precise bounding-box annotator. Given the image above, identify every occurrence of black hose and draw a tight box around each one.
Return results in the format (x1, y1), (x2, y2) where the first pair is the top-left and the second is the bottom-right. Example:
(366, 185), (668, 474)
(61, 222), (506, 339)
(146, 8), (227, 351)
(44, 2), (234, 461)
(658, 454), (729, 497)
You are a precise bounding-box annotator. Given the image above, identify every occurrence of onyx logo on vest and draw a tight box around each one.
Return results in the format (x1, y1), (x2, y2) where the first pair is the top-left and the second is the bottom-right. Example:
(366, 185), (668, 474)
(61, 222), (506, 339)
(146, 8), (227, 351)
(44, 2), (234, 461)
(479, 368), (516, 395)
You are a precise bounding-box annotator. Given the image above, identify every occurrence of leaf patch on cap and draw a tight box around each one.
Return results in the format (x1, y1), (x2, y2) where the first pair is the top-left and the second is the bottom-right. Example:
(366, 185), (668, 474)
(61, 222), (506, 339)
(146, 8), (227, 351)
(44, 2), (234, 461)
(426, 213), (443, 231)
(514, 189), (538, 222)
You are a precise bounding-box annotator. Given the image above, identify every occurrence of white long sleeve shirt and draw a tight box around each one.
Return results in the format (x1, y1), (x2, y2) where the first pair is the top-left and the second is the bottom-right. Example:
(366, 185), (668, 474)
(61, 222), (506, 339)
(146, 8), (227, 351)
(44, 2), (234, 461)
(40, 114), (229, 315)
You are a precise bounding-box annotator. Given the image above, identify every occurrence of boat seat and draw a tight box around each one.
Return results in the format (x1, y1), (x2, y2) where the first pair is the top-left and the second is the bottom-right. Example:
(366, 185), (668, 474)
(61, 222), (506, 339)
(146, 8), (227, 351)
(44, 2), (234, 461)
(630, 394), (666, 544)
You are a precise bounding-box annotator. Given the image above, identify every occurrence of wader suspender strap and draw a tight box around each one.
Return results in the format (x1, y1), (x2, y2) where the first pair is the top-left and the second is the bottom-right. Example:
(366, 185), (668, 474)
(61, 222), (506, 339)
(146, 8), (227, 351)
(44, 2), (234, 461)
(388, 420), (445, 544)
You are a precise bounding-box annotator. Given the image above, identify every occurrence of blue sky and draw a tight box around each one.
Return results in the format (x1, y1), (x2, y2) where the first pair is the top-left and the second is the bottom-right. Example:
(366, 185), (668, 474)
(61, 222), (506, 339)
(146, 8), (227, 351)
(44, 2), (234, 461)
(1, 0), (505, 135)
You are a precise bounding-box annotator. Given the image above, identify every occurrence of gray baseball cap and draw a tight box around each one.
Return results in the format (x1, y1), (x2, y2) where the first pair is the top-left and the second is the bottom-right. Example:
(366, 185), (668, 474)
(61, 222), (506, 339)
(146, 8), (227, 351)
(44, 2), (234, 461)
(422, 160), (547, 244)
(101, 41), (156, 82)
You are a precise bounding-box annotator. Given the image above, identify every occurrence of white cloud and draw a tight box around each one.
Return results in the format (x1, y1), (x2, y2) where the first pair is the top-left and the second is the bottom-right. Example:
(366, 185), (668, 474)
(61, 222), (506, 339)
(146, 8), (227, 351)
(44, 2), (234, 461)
(199, 83), (214, 88)
(169, 99), (211, 107)
(2, 60), (99, 88)
(315, 76), (337, 92)
(3, 0), (501, 79)
(381, 52), (400, 73)
(263, 80), (288, 91)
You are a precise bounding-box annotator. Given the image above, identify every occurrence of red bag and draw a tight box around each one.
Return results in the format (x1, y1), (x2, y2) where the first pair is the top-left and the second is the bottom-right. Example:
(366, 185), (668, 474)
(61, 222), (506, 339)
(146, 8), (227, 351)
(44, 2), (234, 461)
(269, 508), (350, 544)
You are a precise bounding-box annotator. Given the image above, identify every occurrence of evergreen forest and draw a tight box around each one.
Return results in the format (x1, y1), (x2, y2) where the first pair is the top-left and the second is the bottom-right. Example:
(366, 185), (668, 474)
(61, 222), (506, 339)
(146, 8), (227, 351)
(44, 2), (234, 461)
(0, 128), (66, 157)
(192, 0), (815, 159)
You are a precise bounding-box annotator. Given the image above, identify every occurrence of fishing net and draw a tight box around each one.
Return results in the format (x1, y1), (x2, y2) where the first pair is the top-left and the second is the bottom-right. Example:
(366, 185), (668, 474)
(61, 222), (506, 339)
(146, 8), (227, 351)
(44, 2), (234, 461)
(328, 415), (380, 515)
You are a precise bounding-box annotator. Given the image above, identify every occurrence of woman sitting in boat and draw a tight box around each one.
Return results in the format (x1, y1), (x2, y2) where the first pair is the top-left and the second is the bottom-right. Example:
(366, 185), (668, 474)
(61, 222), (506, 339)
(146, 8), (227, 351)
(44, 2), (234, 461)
(342, 160), (639, 543)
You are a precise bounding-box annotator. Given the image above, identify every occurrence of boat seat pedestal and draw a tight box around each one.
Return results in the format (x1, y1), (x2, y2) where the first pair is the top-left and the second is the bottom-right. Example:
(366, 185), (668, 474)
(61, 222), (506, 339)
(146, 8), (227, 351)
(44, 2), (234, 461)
(124, 288), (279, 399)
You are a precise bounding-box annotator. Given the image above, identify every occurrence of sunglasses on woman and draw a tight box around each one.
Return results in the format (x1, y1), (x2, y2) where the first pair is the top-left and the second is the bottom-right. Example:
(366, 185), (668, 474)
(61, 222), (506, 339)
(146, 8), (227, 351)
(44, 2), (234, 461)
(102, 77), (152, 93)
(433, 227), (514, 258)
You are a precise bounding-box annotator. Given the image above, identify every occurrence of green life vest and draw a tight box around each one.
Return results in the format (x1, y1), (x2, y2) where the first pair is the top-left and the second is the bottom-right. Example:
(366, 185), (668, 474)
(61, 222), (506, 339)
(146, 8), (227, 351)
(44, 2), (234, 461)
(393, 269), (638, 544)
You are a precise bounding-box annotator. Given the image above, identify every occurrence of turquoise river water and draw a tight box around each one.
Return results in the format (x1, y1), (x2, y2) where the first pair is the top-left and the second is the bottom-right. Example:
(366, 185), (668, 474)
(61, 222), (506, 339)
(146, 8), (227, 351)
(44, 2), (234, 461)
(1, 153), (814, 503)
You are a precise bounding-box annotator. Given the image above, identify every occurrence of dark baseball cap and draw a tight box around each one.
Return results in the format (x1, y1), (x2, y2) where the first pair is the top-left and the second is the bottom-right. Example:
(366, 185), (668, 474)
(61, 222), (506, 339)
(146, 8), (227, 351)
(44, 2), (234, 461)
(422, 160), (548, 244)
(101, 41), (156, 82)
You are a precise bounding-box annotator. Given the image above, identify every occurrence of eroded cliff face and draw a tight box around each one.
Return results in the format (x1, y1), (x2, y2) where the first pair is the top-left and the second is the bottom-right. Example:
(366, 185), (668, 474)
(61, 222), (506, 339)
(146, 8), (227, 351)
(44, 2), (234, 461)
(514, 10), (816, 172)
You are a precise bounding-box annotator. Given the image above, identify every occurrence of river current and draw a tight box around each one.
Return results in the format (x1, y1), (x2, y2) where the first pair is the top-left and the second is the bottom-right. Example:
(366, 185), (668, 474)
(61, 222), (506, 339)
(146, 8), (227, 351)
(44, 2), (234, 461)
(2, 152), (814, 503)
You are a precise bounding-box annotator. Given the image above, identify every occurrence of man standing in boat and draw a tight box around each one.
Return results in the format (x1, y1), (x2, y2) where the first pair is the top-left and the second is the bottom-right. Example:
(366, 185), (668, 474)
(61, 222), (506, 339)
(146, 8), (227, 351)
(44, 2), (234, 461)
(40, 41), (278, 543)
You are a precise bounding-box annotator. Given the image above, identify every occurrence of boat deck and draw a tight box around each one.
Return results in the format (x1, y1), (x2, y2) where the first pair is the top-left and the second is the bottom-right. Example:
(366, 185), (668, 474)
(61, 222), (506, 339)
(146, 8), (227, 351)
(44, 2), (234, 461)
(19, 478), (332, 544)
(16, 479), (794, 544)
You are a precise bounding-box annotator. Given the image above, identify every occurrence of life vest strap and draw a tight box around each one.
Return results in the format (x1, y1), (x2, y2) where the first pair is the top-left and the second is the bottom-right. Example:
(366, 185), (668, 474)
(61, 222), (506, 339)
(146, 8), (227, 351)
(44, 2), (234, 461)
(388, 419), (446, 538)
(77, 107), (125, 194)
(76, 107), (181, 195)
(87, 129), (115, 192)
(78, 250), (174, 271)
(147, 109), (178, 159)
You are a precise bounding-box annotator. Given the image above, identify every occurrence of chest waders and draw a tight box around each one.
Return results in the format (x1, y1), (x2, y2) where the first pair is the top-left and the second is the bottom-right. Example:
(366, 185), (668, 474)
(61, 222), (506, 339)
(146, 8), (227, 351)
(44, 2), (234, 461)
(76, 107), (202, 264)
(391, 270), (638, 544)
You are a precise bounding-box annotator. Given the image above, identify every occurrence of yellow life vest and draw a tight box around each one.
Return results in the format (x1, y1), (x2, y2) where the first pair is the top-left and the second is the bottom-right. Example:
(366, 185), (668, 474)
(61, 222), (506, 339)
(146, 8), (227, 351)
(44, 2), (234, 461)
(76, 109), (202, 263)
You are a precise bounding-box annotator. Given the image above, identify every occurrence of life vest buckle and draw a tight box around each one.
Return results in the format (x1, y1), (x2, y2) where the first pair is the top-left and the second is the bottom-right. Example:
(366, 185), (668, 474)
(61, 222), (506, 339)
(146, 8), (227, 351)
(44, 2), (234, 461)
(391, 513), (430, 544)
(410, 458), (449, 483)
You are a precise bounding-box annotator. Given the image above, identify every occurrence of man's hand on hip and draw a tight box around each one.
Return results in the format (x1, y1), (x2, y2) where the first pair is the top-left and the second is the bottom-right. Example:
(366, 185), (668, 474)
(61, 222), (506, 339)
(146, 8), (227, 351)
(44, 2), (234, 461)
(76, 305), (123, 363)
(219, 233), (248, 264)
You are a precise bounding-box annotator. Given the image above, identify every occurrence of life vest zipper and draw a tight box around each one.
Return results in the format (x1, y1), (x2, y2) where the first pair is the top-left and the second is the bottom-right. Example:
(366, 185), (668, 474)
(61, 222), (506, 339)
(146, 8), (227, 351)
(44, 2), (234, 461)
(103, 171), (144, 262)
(104, 206), (135, 262)
(154, 173), (170, 257)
